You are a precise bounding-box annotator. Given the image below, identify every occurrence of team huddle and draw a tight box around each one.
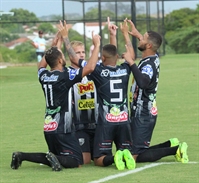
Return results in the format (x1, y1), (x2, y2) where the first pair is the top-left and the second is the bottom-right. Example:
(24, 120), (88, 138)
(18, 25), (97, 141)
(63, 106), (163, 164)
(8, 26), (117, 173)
(11, 17), (189, 171)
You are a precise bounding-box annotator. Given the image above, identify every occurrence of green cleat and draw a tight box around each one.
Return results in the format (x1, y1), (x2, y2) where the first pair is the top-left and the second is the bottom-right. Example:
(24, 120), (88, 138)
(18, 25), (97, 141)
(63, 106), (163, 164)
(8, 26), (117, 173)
(123, 149), (136, 170)
(175, 142), (189, 163)
(114, 150), (125, 170)
(170, 138), (180, 147)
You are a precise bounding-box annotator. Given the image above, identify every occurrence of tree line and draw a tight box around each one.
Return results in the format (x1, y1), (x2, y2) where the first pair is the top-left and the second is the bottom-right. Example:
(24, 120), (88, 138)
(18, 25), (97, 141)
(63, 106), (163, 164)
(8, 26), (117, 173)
(0, 4), (198, 63)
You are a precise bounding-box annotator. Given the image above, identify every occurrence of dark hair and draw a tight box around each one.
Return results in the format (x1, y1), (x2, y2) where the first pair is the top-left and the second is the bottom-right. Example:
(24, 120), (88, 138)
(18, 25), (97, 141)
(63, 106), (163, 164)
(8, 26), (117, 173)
(102, 44), (117, 57)
(147, 31), (162, 52)
(44, 46), (62, 68)
(38, 30), (43, 34)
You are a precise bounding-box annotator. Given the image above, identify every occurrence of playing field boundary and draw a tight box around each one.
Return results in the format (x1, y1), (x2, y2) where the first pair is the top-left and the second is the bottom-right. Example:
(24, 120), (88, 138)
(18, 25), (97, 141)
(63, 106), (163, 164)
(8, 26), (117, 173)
(88, 162), (198, 183)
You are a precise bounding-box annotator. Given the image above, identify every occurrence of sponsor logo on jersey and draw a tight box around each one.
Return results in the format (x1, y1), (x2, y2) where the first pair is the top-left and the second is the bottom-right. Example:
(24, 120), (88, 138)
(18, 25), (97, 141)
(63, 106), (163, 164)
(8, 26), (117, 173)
(78, 99), (95, 110)
(106, 111), (128, 122)
(150, 100), (158, 116)
(46, 106), (61, 115)
(141, 64), (153, 79)
(150, 106), (158, 116)
(41, 73), (59, 82)
(44, 115), (58, 131)
(110, 68), (127, 77)
(77, 81), (94, 95)
(100, 69), (128, 77)
(44, 121), (58, 131)
(68, 68), (79, 80)
(101, 69), (109, 77)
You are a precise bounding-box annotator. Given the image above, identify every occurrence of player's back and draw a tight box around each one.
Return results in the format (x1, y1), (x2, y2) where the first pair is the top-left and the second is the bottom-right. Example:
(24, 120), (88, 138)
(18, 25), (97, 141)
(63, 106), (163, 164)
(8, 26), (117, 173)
(90, 63), (131, 125)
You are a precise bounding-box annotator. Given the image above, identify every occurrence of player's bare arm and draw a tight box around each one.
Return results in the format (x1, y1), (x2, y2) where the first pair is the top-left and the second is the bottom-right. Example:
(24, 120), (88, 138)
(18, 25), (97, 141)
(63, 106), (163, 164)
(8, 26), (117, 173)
(51, 31), (63, 49)
(120, 18), (135, 60)
(127, 19), (143, 41)
(122, 45), (135, 66)
(37, 55), (47, 69)
(107, 17), (118, 47)
(82, 31), (101, 77)
(58, 20), (79, 66)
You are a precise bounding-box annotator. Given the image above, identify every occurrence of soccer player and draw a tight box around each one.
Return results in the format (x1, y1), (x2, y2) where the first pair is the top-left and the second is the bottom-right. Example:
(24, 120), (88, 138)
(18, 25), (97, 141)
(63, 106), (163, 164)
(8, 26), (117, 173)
(120, 18), (189, 163)
(70, 41), (98, 164)
(10, 20), (101, 171)
(62, 17), (136, 170)
(52, 32), (98, 164)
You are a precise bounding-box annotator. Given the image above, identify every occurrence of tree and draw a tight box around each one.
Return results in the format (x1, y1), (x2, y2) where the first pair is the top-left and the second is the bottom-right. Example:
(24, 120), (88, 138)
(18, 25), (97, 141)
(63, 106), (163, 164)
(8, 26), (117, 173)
(0, 28), (19, 43)
(164, 6), (199, 53)
(165, 8), (197, 31)
(0, 8), (39, 33)
(165, 25), (199, 53)
(84, 8), (115, 21)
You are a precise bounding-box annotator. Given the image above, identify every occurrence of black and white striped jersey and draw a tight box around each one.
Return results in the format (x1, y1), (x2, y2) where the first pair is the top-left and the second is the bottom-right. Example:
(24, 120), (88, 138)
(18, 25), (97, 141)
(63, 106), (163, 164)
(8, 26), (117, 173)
(69, 66), (98, 129)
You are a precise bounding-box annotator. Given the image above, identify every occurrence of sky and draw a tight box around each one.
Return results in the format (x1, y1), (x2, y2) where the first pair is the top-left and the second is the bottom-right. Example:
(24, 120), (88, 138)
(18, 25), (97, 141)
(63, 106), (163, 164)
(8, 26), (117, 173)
(0, 0), (198, 17)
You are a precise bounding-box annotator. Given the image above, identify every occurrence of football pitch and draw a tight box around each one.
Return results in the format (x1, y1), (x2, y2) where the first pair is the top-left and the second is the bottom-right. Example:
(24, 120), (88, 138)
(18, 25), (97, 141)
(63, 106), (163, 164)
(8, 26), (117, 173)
(0, 54), (198, 183)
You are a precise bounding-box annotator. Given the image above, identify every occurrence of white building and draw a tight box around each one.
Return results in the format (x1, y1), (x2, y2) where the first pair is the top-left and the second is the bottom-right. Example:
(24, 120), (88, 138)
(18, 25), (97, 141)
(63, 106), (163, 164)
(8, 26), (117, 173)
(72, 22), (107, 39)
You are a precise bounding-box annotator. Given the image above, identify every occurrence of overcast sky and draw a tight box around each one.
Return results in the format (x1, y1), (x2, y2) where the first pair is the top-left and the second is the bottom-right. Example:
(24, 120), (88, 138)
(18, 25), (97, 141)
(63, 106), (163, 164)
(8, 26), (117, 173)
(0, 0), (198, 17)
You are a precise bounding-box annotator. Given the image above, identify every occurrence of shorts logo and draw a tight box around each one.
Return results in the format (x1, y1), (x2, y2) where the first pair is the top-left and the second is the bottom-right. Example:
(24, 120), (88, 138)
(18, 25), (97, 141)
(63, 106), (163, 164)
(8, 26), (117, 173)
(79, 138), (85, 146)
(78, 99), (95, 110)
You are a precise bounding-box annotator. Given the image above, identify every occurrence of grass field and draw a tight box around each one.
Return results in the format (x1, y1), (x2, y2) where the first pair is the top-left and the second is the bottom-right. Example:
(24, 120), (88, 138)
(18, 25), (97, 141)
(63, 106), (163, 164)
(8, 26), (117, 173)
(0, 54), (199, 183)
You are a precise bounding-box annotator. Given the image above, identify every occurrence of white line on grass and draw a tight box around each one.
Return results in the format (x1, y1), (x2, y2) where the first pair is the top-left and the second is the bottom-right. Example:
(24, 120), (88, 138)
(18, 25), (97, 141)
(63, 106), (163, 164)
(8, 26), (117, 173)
(88, 162), (198, 183)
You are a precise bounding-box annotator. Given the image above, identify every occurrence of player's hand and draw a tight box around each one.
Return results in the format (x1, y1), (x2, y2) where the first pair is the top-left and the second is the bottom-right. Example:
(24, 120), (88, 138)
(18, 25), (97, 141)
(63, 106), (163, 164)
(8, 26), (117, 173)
(122, 45), (134, 65)
(120, 18), (129, 36)
(107, 17), (118, 36)
(127, 19), (143, 40)
(58, 20), (70, 39)
(92, 31), (101, 47)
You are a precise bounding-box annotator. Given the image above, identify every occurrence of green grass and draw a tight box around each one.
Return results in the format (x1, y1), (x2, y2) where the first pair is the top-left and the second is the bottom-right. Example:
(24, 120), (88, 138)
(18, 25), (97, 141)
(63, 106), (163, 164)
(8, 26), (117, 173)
(0, 53), (199, 183)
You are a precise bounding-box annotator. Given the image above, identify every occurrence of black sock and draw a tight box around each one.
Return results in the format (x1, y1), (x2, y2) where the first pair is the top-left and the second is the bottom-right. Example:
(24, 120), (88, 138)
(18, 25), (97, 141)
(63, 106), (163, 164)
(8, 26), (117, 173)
(103, 155), (114, 166)
(57, 156), (79, 168)
(149, 140), (170, 149)
(136, 146), (178, 162)
(21, 152), (50, 166)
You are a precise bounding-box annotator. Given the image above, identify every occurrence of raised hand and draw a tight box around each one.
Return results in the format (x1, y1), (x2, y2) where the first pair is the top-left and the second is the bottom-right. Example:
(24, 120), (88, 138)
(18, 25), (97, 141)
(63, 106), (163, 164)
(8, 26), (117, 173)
(91, 31), (101, 47)
(58, 20), (70, 39)
(127, 19), (143, 40)
(120, 18), (129, 35)
(107, 17), (118, 36)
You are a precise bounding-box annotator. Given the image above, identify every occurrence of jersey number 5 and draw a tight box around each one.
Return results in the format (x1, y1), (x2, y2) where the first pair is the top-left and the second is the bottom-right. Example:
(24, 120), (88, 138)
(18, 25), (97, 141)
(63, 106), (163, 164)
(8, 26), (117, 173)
(110, 79), (123, 102)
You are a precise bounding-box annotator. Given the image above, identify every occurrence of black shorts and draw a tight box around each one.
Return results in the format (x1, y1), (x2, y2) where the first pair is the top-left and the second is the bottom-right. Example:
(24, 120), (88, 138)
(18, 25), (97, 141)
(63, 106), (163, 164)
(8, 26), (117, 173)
(44, 132), (83, 165)
(93, 124), (133, 158)
(76, 129), (95, 160)
(131, 116), (157, 155)
(36, 51), (44, 57)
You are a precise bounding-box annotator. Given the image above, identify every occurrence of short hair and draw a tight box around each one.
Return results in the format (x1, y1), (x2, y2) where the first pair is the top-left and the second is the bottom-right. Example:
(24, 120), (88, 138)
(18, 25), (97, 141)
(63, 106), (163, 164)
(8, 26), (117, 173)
(102, 44), (117, 57)
(38, 30), (43, 34)
(147, 31), (162, 52)
(44, 46), (62, 68)
(70, 41), (84, 49)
